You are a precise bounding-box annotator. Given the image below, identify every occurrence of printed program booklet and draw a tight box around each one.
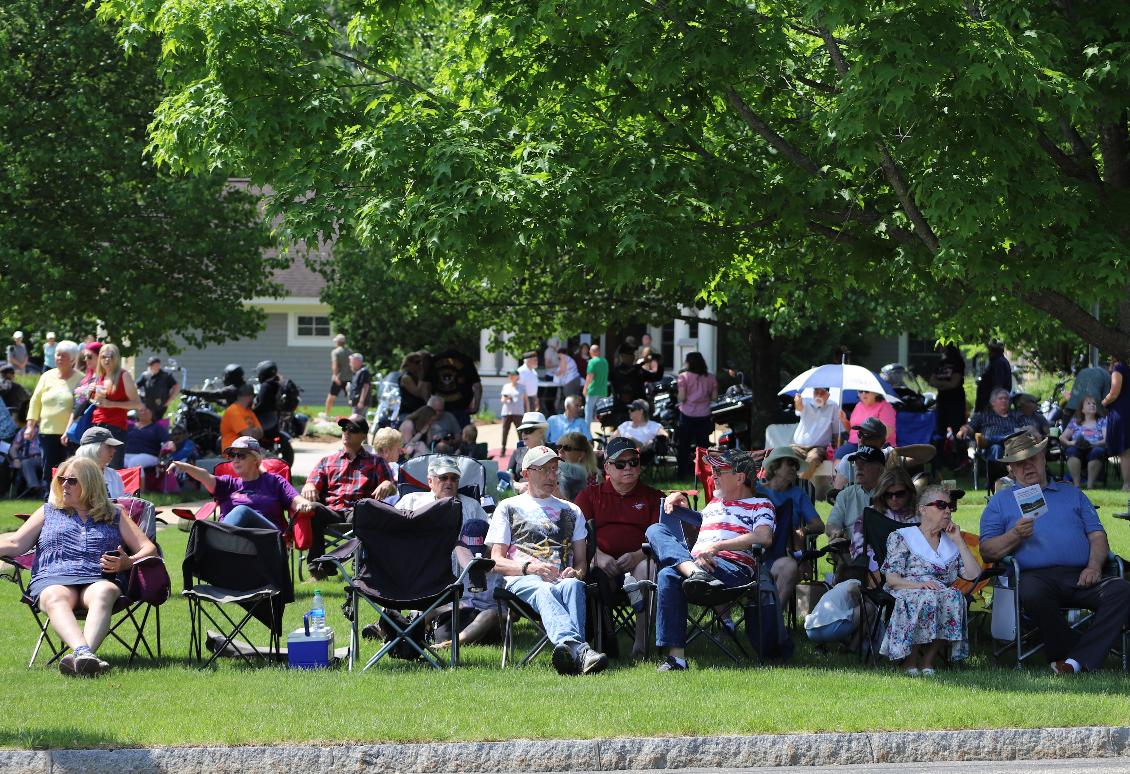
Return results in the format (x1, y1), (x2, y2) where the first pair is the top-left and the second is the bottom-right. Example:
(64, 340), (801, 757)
(1013, 484), (1048, 520)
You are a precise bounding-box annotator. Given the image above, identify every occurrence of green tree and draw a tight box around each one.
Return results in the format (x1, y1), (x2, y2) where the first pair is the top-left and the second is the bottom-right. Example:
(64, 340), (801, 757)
(98, 0), (1130, 361)
(0, 0), (279, 354)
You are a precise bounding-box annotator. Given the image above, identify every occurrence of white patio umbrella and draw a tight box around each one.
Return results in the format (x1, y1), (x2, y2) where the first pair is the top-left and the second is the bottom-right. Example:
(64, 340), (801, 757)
(778, 363), (901, 404)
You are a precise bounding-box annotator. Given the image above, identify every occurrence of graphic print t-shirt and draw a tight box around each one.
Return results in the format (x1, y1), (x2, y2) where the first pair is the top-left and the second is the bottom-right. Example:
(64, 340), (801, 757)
(486, 493), (587, 583)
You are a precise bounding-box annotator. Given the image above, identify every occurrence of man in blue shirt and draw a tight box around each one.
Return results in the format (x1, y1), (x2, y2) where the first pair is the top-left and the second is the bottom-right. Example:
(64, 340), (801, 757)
(980, 429), (1130, 674)
(546, 395), (590, 444)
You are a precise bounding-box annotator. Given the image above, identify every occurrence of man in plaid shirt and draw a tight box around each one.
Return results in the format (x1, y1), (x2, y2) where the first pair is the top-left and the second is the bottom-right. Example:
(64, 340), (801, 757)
(302, 417), (396, 577)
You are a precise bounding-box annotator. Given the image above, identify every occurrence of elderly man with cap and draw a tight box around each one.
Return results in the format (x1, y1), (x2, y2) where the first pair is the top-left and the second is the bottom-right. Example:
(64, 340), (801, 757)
(575, 437), (663, 659)
(301, 416), (397, 577)
(791, 386), (843, 479)
(517, 351), (541, 412)
(486, 445), (609, 675)
(219, 382), (262, 452)
(75, 426), (127, 497)
(980, 429), (1130, 674)
(6, 331), (28, 374)
(171, 436), (314, 530)
(826, 446), (888, 574)
(396, 455), (502, 648)
(757, 446), (825, 604)
(136, 356), (180, 422)
(832, 416), (935, 493)
(648, 449), (775, 671)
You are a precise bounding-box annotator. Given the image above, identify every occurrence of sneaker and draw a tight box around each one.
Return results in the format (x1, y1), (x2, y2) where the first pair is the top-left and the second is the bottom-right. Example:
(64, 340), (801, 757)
(682, 570), (726, 604)
(59, 654), (77, 677)
(576, 645), (609, 675)
(552, 643), (579, 675)
(1051, 660), (1079, 675)
(656, 656), (687, 672)
(73, 651), (104, 677)
(920, 668), (936, 677)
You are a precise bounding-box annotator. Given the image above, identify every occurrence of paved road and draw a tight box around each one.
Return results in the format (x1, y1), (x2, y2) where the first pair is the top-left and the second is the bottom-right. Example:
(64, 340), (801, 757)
(565, 760), (1130, 774)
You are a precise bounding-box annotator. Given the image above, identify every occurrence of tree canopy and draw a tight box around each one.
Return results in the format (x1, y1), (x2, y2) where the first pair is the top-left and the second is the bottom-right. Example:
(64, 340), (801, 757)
(98, 0), (1130, 358)
(0, 0), (280, 354)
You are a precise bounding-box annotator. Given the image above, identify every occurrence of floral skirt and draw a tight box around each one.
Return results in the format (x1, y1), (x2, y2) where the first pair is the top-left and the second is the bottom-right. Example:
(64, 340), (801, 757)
(879, 585), (968, 662)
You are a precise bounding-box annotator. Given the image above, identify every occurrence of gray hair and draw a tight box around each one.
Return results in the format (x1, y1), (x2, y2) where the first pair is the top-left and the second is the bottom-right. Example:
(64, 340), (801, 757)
(990, 387), (1010, 402)
(74, 444), (102, 463)
(54, 340), (80, 359)
(564, 395), (583, 412)
(557, 462), (589, 502)
(427, 395), (445, 410)
(349, 352), (363, 362)
(334, 334), (346, 345)
(918, 485), (952, 511)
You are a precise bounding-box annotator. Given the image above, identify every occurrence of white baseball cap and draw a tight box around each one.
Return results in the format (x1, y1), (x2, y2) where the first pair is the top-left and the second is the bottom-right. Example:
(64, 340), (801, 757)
(521, 445), (559, 471)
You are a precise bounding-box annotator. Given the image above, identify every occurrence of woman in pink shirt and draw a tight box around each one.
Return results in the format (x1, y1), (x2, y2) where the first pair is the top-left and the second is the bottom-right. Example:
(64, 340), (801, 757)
(834, 390), (897, 459)
(676, 352), (718, 478)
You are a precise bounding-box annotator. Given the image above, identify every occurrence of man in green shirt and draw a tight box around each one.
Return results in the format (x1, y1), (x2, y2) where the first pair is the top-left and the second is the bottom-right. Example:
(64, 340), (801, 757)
(323, 334), (353, 418)
(583, 343), (609, 430)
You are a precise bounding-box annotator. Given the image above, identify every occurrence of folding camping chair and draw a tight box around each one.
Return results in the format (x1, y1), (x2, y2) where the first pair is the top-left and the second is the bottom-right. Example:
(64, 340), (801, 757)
(182, 519), (293, 668)
(1, 496), (170, 668)
(312, 497), (494, 671)
(990, 552), (1129, 672)
(585, 519), (657, 661)
(850, 508), (907, 664)
(398, 454), (490, 506)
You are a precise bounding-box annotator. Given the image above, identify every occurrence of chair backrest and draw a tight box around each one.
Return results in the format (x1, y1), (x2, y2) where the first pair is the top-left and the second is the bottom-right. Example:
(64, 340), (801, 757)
(118, 467), (143, 497)
(352, 497), (463, 601)
(765, 498), (795, 563)
(183, 520), (293, 604)
(693, 447), (715, 501)
(764, 424), (799, 449)
(397, 454), (486, 500)
(952, 530), (991, 596)
(862, 507), (912, 570)
(895, 412), (935, 446)
(114, 496), (159, 541)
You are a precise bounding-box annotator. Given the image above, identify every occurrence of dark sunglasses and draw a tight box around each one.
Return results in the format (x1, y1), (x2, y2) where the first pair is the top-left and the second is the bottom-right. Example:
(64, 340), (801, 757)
(56, 475), (79, 487)
(883, 489), (910, 500)
(609, 458), (641, 470)
(225, 451), (252, 460)
(435, 474), (460, 482)
(518, 428), (536, 436)
(558, 445), (579, 452)
(923, 500), (956, 511)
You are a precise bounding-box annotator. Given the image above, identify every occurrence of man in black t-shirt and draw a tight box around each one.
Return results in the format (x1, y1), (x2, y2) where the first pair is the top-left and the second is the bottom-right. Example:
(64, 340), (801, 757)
(347, 353), (372, 418)
(136, 357), (180, 420)
(425, 349), (481, 428)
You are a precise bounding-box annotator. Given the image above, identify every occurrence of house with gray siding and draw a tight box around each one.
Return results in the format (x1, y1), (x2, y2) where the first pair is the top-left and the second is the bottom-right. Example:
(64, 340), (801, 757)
(139, 256), (335, 400)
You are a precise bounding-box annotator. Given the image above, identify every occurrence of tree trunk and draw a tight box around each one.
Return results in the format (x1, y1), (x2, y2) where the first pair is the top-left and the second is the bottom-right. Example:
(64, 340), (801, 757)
(746, 318), (783, 448)
(1022, 288), (1130, 361)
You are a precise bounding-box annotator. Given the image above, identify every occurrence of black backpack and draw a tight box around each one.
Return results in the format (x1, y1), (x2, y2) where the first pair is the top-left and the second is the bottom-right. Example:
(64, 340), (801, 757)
(277, 378), (302, 413)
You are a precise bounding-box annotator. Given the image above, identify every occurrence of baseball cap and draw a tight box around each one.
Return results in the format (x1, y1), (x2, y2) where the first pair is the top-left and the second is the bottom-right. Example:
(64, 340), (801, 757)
(628, 399), (649, 413)
(428, 455), (461, 477)
(506, 369), (519, 376)
(521, 445), (559, 471)
(522, 350), (538, 360)
(604, 437), (640, 461)
(147, 356), (161, 365)
(223, 436), (265, 456)
(703, 448), (759, 479)
(338, 416), (370, 435)
(80, 427), (124, 447)
(851, 417), (887, 437)
(847, 446), (887, 465)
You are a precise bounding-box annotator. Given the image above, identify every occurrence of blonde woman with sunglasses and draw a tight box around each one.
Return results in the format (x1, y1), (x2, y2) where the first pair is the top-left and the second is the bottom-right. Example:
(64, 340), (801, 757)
(0, 457), (157, 677)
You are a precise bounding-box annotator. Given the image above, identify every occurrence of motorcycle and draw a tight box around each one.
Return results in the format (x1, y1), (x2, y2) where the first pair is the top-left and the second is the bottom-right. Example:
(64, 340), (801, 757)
(879, 363), (935, 412)
(711, 373), (754, 449)
(170, 377), (223, 458)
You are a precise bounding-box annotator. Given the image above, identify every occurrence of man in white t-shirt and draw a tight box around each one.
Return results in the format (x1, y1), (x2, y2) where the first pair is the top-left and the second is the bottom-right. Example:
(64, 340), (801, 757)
(648, 449), (775, 671)
(486, 445), (609, 675)
(398, 455), (501, 647)
(517, 351), (541, 412)
(791, 387), (842, 477)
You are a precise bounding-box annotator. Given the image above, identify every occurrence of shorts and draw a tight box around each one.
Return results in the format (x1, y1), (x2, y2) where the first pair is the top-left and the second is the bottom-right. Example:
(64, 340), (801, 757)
(329, 381), (346, 396)
(28, 574), (122, 605)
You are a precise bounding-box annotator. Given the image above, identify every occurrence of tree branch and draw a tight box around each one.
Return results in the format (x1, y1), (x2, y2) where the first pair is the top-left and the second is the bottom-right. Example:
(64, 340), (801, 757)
(724, 87), (824, 177)
(1035, 128), (1102, 188)
(1099, 112), (1130, 190)
(1021, 287), (1130, 360)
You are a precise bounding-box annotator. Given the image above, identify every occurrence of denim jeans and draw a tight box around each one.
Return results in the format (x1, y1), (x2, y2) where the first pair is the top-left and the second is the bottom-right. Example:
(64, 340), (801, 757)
(221, 505), (278, 531)
(645, 522), (753, 649)
(505, 575), (587, 647)
(834, 442), (858, 461)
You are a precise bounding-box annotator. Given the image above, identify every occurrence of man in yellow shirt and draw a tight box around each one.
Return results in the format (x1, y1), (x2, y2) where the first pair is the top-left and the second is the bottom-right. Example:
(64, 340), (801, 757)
(220, 383), (262, 452)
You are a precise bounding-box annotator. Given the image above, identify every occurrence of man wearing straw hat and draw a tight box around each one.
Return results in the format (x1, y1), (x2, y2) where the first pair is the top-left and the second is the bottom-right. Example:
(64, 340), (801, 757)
(980, 429), (1130, 674)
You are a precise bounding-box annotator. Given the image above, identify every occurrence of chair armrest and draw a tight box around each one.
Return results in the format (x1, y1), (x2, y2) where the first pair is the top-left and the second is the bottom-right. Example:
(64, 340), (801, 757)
(458, 556), (497, 593)
(309, 538), (360, 581)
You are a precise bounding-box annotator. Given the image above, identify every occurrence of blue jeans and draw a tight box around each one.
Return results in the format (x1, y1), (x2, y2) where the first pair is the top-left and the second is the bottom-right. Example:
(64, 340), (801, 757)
(834, 442), (858, 460)
(584, 393), (604, 430)
(645, 522), (753, 649)
(221, 505), (277, 531)
(505, 575), (587, 647)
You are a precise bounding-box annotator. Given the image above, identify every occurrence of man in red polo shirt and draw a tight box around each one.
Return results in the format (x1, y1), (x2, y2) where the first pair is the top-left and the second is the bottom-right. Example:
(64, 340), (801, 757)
(575, 437), (662, 659)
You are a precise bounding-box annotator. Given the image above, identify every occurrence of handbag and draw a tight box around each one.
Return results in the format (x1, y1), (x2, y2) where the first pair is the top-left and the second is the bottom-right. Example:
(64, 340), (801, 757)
(65, 403), (96, 445)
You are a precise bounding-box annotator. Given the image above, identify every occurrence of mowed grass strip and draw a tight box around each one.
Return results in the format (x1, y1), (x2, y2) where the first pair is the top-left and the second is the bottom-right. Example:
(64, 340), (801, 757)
(0, 485), (1129, 749)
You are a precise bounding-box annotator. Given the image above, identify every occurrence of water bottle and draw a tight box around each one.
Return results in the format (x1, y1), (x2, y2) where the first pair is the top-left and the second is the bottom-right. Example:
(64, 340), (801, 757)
(310, 589), (326, 632)
(550, 546), (562, 571)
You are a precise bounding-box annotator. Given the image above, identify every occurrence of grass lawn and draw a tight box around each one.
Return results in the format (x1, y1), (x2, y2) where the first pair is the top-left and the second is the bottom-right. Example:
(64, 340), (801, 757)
(1, 483), (1129, 750)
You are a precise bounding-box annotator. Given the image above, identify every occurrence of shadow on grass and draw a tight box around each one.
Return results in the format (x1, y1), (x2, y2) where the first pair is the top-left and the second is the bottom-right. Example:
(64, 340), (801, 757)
(0, 726), (127, 750)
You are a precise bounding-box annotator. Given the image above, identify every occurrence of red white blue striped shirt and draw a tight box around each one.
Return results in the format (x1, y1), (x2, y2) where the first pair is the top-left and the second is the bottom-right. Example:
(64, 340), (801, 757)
(691, 496), (776, 571)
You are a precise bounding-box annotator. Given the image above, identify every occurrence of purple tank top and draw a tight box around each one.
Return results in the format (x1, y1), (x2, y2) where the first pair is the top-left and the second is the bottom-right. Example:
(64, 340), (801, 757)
(30, 503), (121, 588)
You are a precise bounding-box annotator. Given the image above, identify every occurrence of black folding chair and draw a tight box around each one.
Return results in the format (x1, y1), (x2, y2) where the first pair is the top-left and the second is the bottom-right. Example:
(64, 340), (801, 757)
(853, 508), (907, 664)
(182, 519), (293, 668)
(313, 497), (493, 671)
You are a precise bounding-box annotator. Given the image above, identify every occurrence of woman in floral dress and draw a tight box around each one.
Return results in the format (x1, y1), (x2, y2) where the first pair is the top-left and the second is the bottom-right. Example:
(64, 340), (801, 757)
(880, 485), (982, 675)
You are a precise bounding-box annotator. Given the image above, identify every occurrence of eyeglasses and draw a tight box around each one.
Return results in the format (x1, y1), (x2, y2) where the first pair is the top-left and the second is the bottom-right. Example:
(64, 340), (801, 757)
(923, 500), (956, 511)
(225, 451), (251, 460)
(884, 489), (910, 500)
(609, 458), (641, 470)
(518, 429), (535, 436)
(557, 445), (579, 453)
(56, 476), (79, 487)
(435, 474), (460, 483)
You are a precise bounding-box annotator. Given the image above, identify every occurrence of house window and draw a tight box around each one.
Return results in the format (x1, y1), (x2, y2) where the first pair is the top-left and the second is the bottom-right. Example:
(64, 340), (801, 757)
(296, 315), (331, 338)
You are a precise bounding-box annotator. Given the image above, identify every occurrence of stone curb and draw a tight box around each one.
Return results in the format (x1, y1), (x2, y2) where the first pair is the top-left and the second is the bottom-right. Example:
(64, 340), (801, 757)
(2, 726), (1128, 773)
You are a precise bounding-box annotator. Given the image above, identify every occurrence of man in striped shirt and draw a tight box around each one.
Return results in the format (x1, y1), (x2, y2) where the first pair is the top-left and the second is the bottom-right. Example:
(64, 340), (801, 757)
(647, 449), (775, 671)
(958, 388), (1024, 461)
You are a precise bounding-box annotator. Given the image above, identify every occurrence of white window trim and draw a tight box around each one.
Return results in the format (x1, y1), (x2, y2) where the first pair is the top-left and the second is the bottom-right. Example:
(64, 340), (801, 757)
(287, 313), (334, 348)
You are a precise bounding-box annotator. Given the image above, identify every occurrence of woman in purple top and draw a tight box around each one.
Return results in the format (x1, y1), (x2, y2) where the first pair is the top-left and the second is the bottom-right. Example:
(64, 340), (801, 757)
(1101, 355), (1130, 490)
(0, 457), (158, 677)
(169, 437), (314, 531)
(676, 352), (718, 478)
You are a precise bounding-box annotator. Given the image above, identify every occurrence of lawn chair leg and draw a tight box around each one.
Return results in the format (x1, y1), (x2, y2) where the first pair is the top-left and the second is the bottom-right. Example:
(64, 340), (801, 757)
(156, 605), (162, 658)
(450, 604), (460, 668)
(500, 601), (512, 668)
(349, 591), (358, 672)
